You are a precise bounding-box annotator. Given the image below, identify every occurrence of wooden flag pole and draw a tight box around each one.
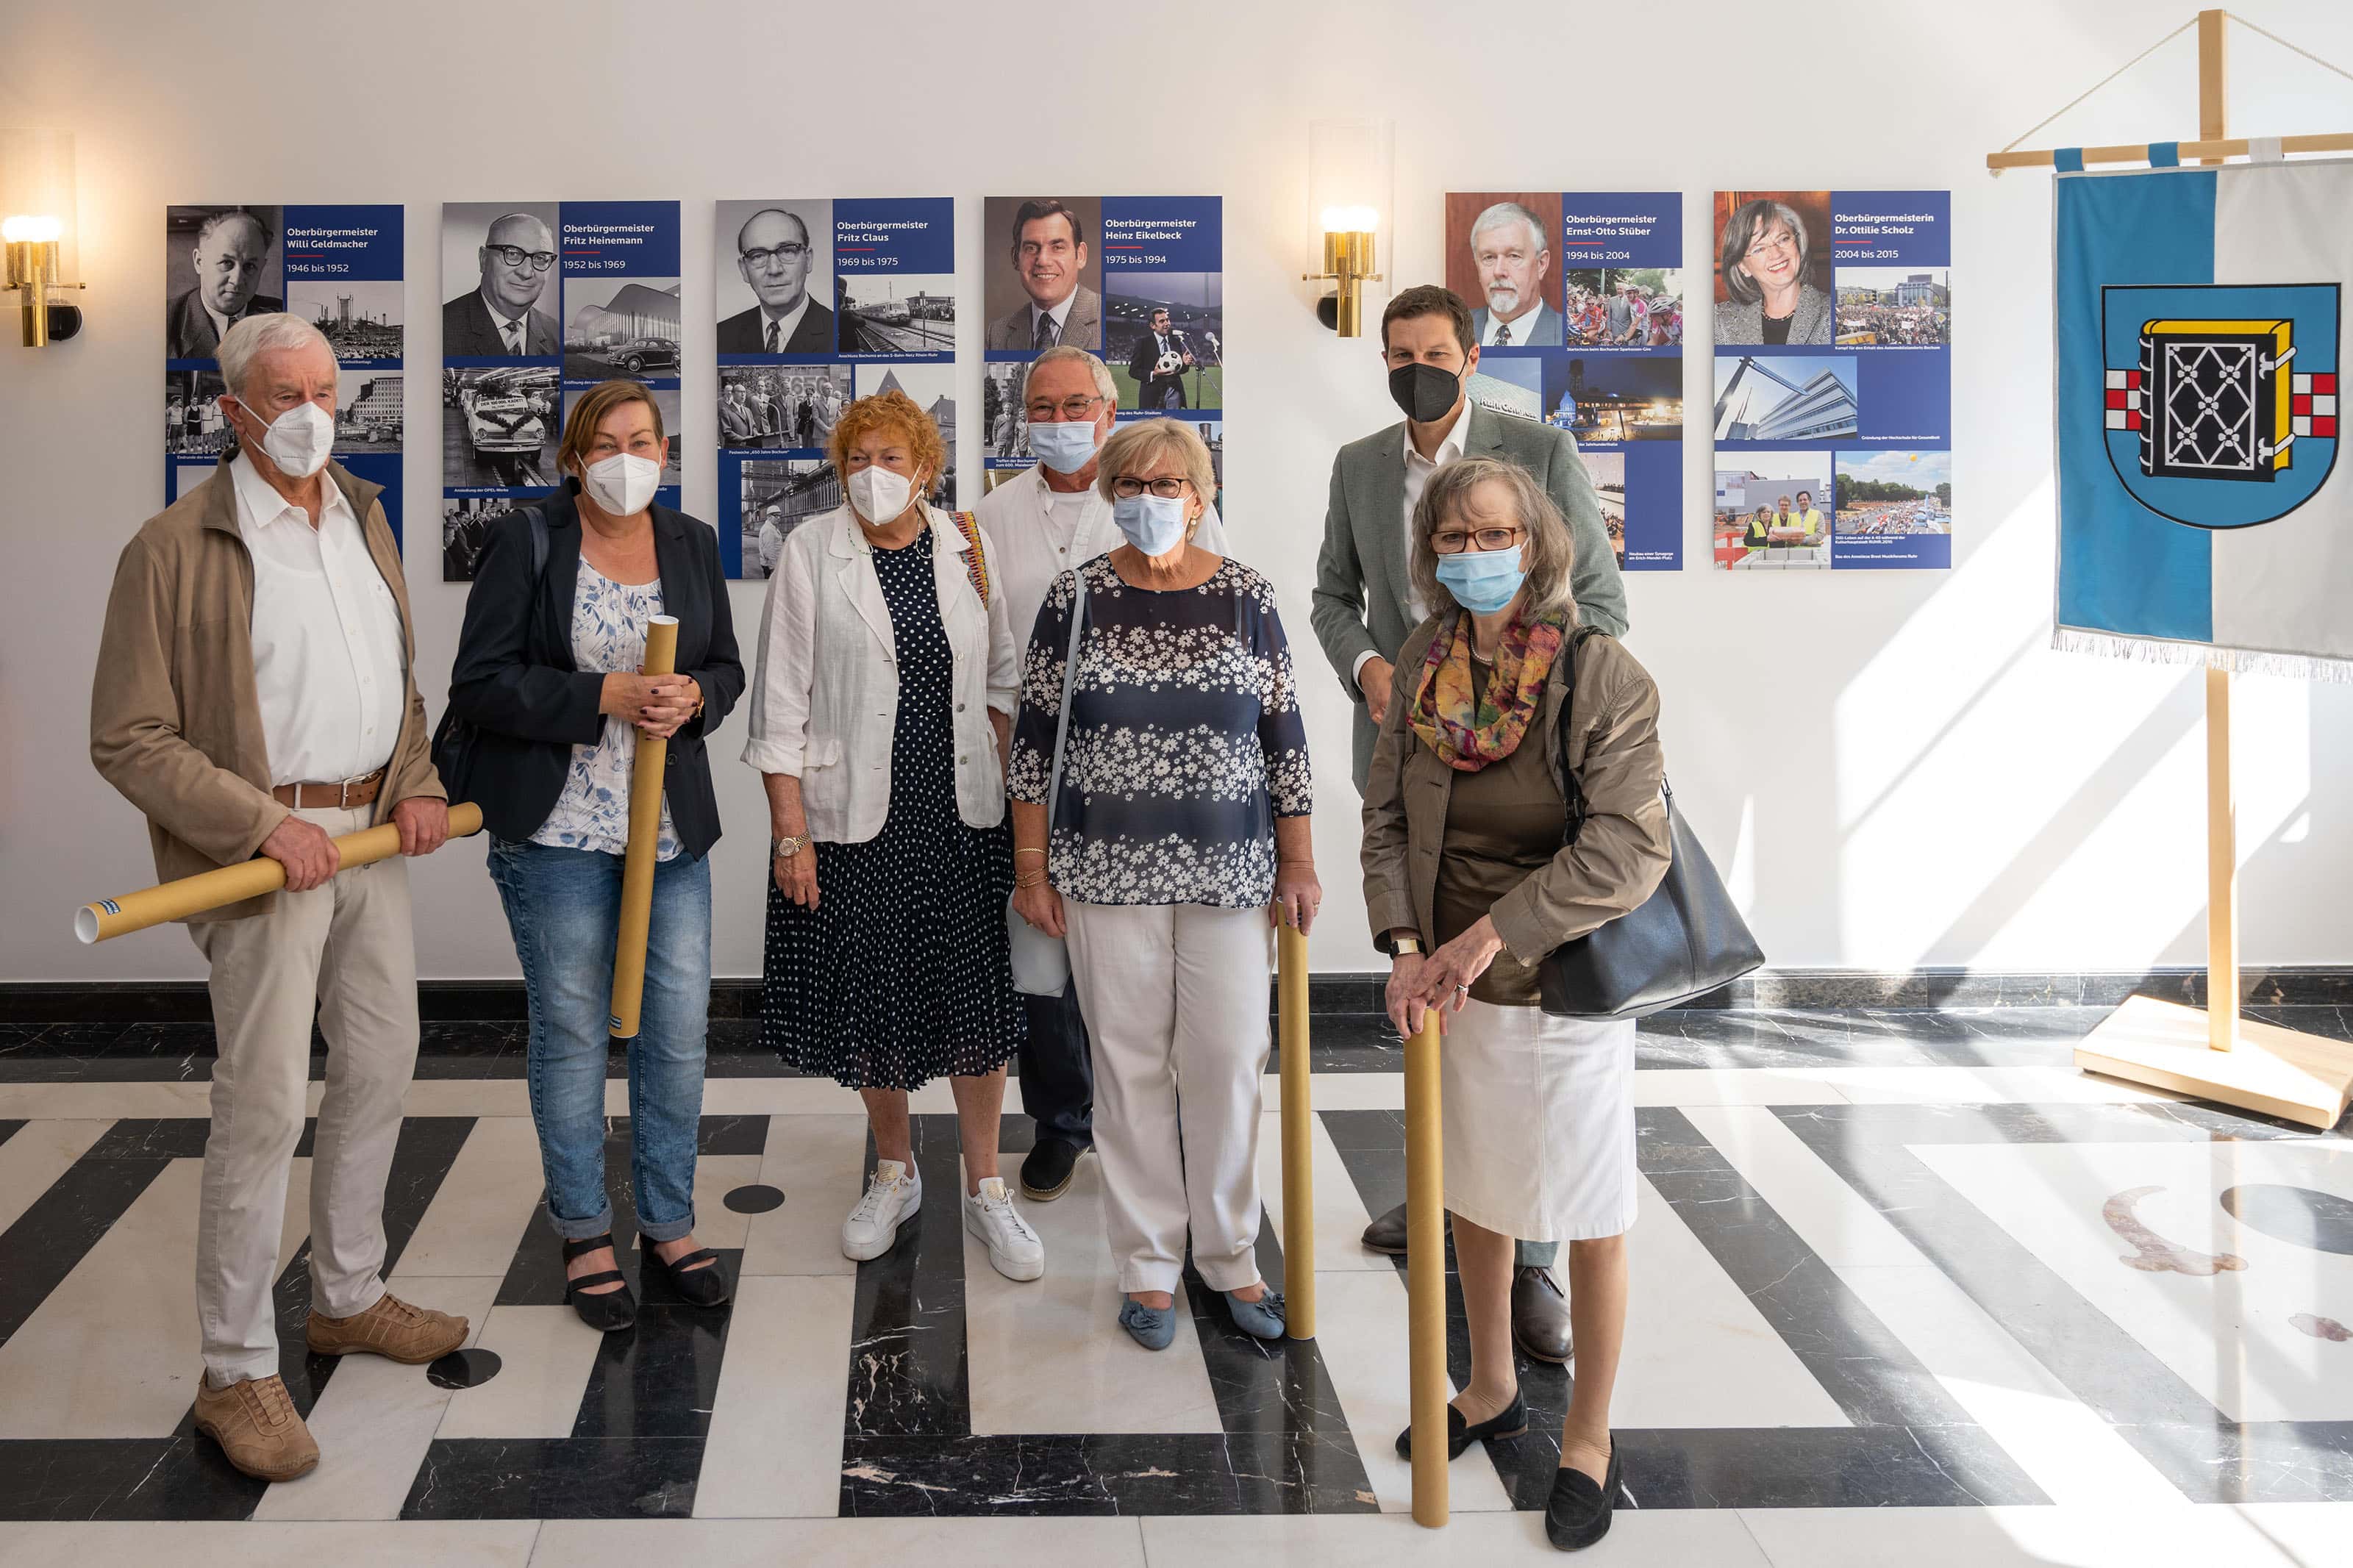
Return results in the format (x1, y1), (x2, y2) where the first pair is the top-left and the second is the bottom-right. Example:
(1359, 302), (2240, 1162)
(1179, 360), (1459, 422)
(1996, 10), (2353, 1129)
(1277, 923), (1317, 1341)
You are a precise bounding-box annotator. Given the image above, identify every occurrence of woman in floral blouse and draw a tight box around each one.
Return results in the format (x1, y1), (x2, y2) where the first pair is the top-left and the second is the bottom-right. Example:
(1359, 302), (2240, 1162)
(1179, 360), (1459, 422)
(1007, 418), (1318, 1353)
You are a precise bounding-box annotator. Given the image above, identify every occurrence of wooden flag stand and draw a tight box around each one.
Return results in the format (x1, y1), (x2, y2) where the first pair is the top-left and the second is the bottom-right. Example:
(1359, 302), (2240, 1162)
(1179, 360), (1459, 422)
(1993, 10), (2353, 1131)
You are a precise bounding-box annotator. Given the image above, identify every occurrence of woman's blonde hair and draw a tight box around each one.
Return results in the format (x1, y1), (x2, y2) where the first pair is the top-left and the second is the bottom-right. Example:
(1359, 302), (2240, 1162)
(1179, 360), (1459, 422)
(557, 379), (665, 479)
(1094, 418), (1216, 508)
(1409, 457), (1579, 621)
(827, 388), (946, 485)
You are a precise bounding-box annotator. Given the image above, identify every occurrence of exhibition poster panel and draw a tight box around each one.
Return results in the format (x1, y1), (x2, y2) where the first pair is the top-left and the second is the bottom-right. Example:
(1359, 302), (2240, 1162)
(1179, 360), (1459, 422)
(718, 197), (955, 580)
(166, 204), (405, 543)
(440, 201), (684, 581)
(983, 196), (1224, 518)
(1710, 190), (1952, 572)
(1446, 191), (1685, 572)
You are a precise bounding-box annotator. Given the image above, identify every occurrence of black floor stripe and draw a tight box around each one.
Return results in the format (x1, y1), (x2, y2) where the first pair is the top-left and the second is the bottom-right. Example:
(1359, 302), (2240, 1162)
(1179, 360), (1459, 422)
(0, 1119), (200, 1348)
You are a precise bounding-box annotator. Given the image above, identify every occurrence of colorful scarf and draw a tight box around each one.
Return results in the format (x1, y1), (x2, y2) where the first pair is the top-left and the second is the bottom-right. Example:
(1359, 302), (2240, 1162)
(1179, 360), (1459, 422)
(1407, 607), (1567, 772)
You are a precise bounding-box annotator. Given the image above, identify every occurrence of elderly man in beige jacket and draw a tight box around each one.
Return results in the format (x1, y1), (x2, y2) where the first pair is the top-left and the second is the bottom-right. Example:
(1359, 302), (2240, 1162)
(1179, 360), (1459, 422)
(90, 314), (467, 1483)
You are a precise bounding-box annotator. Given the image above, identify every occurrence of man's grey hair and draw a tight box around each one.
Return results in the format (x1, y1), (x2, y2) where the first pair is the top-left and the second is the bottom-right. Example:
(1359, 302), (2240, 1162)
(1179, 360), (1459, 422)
(193, 209), (273, 251)
(1469, 201), (1549, 257)
(736, 206), (810, 255)
(1023, 345), (1118, 409)
(218, 313), (332, 400)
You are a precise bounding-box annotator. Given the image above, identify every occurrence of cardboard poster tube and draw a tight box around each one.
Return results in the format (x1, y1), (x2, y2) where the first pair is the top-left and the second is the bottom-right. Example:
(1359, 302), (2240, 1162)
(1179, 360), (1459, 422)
(76, 802), (486, 943)
(1406, 1010), (1449, 1528)
(607, 615), (679, 1041)
(1278, 922), (1316, 1340)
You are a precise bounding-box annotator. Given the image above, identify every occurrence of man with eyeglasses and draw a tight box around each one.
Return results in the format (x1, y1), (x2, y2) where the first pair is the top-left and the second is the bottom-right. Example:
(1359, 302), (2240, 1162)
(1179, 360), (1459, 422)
(1309, 283), (1624, 1367)
(971, 344), (1225, 1203)
(986, 199), (1101, 352)
(443, 212), (559, 358)
(718, 207), (836, 355)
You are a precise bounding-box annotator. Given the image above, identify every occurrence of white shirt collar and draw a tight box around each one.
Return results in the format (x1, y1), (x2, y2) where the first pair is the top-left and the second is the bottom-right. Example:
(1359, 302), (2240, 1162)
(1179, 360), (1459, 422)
(1482, 304), (1540, 344)
(1402, 405), (1471, 469)
(229, 449), (352, 532)
(1031, 292), (1076, 333)
(204, 300), (240, 347)
(477, 284), (530, 338)
(761, 293), (813, 344)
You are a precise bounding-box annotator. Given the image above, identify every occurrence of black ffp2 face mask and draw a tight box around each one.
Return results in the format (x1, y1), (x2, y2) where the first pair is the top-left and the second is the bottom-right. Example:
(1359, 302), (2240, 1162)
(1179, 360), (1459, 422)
(1388, 359), (1462, 423)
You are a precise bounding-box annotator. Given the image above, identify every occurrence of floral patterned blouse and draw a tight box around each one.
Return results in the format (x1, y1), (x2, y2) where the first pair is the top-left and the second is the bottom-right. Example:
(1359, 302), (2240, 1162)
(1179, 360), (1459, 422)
(1008, 555), (1311, 909)
(529, 561), (682, 861)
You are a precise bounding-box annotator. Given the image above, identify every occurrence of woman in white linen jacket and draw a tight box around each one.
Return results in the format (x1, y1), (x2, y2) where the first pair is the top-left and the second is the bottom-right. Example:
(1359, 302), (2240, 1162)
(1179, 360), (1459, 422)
(740, 388), (1043, 1283)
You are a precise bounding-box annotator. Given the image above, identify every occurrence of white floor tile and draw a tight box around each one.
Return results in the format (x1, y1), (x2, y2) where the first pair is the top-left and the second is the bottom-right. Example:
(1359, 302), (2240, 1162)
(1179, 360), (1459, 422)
(1628, 1068), (1853, 1107)
(1679, 1105), (1922, 1270)
(396, 1118), (546, 1279)
(1737, 1503), (2319, 1567)
(253, 1272), (503, 1520)
(963, 1152), (1222, 1436)
(738, 1114), (867, 1276)
(692, 1274), (857, 1518)
(0, 1521), (539, 1568)
(0, 1117), (112, 1235)
(1142, 1506), (1774, 1565)
(1815, 1065), (2190, 1105)
(1255, 1110), (1388, 1277)
(0, 1156), (310, 1439)
(1307, 1269), (1518, 1515)
(1263, 1072), (1404, 1112)
(0, 1081), (214, 1120)
(434, 1305), (605, 1441)
(683, 1153), (763, 1250)
(535, 1517), (1145, 1567)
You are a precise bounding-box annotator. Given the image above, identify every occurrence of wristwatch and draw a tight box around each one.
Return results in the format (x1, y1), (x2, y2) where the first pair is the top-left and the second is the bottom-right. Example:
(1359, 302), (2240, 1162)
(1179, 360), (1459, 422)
(1391, 936), (1422, 956)
(771, 834), (809, 860)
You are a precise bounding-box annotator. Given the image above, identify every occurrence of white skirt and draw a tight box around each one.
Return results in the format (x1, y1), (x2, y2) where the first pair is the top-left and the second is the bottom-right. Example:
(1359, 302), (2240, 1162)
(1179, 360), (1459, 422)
(1439, 998), (1639, 1243)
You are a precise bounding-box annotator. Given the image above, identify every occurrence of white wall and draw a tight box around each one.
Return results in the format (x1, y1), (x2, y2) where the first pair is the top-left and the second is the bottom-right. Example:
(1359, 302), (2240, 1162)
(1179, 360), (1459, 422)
(7, 0), (2353, 984)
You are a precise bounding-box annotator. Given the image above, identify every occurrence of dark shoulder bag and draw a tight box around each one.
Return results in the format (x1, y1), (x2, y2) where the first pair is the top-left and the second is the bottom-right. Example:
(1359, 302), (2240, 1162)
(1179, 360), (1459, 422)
(429, 505), (550, 806)
(1538, 629), (1765, 1019)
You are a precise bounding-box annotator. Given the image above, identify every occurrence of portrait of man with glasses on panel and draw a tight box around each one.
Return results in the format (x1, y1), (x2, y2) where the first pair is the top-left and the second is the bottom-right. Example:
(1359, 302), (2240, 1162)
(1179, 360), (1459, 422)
(716, 202), (836, 355)
(443, 205), (562, 357)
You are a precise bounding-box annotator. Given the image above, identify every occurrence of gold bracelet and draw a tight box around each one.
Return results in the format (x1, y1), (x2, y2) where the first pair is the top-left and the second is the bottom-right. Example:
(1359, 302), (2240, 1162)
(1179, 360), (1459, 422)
(1014, 847), (1047, 859)
(1015, 874), (1050, 891)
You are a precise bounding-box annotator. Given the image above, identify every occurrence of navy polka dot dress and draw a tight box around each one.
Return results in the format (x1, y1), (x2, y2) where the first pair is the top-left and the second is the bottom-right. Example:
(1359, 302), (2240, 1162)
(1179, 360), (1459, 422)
(760, 528), (1026, 1090)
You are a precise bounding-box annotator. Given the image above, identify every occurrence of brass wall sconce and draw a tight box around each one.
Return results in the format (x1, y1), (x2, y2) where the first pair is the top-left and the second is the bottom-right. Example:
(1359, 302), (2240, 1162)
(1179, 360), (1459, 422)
(1305, 118), (1392, 338)
(2, 129), (85, 347)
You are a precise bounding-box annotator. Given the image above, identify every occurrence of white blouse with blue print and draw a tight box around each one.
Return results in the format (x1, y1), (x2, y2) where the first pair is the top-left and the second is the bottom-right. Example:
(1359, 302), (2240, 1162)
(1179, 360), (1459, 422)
(529, 560), (682, 861)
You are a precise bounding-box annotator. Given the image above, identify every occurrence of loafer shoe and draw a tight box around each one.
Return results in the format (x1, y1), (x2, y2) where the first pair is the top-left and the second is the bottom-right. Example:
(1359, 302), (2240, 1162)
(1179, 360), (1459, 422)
(1224, 1288), (1286, 1340)
(1546, 1439), (1623, 1550)
(1019, 1138), (1086, 1201)
(1396, 1392), (1527, 1459)
(1118, 1297), (1177, 1350)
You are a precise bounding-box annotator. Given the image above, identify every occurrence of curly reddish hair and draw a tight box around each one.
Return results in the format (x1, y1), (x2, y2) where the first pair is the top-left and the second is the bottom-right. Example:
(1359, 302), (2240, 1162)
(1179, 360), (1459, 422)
(827, 388), (946, 488)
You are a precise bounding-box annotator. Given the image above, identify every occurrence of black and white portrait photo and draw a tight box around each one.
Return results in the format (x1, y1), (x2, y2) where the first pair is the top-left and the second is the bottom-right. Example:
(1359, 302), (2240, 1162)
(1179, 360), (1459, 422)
(443, 202), (562, 358)
(715, 200), (835, 356)
(164, 206), (283, 360)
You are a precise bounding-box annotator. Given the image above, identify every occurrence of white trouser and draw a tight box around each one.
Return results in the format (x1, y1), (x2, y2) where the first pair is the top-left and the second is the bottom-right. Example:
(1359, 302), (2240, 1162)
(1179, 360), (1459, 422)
(1063, 899), (1271, 1295)
(189, 805), (418, 1384)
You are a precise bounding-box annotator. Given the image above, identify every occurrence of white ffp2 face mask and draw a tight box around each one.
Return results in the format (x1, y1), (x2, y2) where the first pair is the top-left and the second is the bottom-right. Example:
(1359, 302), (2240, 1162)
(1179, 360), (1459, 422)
(240, 398), (335, 479)
(847, 464), (916, 524)
(581, 452), (662, 516)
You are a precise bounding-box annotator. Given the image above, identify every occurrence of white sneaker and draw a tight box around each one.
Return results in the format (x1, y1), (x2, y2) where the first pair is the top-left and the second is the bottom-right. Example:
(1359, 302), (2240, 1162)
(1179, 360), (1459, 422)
(842, 1159), (922, 1261)
(963, 1177), (1046, 1281)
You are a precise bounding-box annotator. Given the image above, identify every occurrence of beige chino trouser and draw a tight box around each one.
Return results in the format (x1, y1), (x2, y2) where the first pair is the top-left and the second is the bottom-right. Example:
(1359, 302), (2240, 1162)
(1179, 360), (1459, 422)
(1063, 899), (1273, 1296)
(189, 804), (419, 1386)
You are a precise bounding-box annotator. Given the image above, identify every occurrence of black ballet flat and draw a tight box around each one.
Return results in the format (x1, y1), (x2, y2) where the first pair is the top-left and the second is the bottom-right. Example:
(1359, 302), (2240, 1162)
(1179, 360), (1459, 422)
(650, 1244), (732, 1308)
(560, 1233), (638, 1332)
(1394, 1392), (1527, 1459)
(1545, 1437), (1623, 1551)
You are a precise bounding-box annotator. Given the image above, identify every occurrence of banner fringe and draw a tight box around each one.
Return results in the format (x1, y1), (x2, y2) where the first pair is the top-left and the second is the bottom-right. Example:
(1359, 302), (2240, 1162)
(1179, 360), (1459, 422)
(2052, 626), (2353, 683)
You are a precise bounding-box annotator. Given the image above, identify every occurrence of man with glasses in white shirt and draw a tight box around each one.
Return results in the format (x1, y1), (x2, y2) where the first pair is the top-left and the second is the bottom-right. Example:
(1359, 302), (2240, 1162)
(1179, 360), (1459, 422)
(444, 212), (560, 357)
(972, 346), (1224, 1201)
(718, 207), (838, 355)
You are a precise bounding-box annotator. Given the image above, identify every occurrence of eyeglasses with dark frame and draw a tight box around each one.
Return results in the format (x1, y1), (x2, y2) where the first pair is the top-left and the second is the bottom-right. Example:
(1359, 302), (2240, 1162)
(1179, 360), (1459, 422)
(1110, 476), (1191, 501)
(485, 244), (556, 273)
(1025, 393), (1105, 421)
(740, 243), (809, 268)
(1429, 525), (1525, 554)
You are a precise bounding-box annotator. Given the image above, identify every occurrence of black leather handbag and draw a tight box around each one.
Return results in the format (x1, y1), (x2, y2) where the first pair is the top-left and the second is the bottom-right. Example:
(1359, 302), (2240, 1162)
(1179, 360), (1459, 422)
(1538, 631), (1764, 1019)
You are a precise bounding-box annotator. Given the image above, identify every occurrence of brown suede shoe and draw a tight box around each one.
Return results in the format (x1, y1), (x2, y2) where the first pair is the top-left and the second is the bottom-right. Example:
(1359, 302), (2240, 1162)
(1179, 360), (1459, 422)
(192, 1372), (319, 1481)
(305, 1291), (468, 1364)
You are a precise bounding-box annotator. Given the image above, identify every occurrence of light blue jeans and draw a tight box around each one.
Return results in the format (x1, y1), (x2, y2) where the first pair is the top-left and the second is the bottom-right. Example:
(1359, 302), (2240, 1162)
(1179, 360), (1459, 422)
(487, 837), (712, 1243)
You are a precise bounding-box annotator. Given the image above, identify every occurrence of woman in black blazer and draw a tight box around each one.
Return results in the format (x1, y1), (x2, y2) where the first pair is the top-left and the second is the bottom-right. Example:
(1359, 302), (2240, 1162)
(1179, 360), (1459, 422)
(446, 380), (744, 1331)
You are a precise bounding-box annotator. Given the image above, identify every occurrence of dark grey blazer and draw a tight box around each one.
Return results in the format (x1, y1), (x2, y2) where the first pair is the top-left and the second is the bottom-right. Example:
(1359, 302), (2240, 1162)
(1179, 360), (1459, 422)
(1309, 401), (1630, 792)
(1713, 283), (1834, 346)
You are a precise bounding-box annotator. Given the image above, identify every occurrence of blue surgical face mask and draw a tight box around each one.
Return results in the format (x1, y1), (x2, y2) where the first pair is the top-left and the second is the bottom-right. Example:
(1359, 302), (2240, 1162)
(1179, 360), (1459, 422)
(1027, 418), (1099, 474)
(1111, 492), (1190, 556)
(1433, 543), (1527, 614)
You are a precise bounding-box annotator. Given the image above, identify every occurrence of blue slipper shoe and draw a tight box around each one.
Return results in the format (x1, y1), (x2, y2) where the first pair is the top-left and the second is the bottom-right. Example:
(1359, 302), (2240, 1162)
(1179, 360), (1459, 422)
(1118, 1298), (1177, 1350)
(1224, 1289), (1286, 1340)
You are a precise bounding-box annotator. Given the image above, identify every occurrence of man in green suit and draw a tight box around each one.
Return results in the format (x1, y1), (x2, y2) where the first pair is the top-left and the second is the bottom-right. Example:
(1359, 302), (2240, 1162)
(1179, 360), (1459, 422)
(1310, 283), (1628, 1364)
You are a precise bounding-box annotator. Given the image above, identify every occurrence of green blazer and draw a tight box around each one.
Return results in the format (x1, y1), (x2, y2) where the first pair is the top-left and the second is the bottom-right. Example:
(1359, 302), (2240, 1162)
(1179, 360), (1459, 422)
(1309, 402), (1629, 790)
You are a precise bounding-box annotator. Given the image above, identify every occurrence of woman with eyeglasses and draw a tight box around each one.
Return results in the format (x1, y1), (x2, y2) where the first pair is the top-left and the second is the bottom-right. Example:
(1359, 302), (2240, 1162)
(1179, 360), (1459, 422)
(742, 388), (1044, 1284)
(1360, 456), (1668, 1550)
(1713, 198), (1832, 346)
(1006, 417), (1316, 1353)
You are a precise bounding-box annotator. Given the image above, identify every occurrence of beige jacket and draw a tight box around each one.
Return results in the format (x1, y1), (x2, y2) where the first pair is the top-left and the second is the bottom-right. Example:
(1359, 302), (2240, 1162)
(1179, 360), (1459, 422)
(89, 459), (443, 923)
(1360, 615), (1669, 967)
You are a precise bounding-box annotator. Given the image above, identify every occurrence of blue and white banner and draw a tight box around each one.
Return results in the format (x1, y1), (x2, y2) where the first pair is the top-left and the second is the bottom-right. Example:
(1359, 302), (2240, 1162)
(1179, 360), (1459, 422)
(2056, 155), (2350, 676)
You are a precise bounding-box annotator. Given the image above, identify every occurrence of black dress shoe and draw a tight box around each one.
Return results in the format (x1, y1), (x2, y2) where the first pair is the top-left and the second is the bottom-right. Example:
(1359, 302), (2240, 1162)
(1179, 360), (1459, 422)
(649, 1244), (732, 1308)
(1393, 1392), (1527, 1459)
(1545, 1439), (1622, 1550)
(1360, 1200), (1407, 1255)
(1020, 1138), (1086, 1201)
(1512, 1265), (1574, 1364)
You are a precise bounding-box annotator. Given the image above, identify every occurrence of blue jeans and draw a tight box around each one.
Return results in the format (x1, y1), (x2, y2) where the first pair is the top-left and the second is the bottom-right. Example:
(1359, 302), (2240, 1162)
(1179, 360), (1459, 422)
(487, 837), (712, 1243)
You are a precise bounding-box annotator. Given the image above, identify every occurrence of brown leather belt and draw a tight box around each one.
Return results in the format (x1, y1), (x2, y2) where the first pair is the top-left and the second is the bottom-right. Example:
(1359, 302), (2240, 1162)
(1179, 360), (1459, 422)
(272, 769), (385, 809)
